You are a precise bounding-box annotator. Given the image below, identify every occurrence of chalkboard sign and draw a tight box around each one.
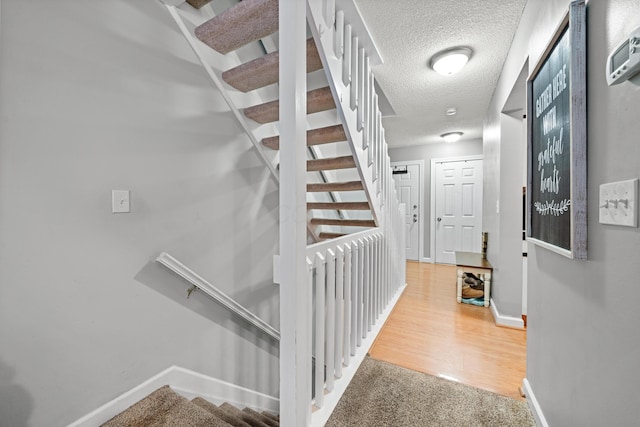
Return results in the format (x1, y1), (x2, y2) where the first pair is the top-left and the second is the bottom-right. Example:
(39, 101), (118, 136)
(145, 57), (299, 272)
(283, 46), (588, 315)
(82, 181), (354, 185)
(527, 0), (587, 259)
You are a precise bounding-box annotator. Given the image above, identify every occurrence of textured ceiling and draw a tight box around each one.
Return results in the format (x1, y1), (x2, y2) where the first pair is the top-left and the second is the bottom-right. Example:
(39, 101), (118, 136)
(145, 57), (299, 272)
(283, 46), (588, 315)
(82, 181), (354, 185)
(354, 0), (527, 147)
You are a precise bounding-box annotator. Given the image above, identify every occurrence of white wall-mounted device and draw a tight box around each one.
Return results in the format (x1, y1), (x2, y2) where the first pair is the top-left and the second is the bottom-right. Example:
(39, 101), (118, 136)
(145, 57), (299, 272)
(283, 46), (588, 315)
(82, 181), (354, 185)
(606, 26), (640, 86)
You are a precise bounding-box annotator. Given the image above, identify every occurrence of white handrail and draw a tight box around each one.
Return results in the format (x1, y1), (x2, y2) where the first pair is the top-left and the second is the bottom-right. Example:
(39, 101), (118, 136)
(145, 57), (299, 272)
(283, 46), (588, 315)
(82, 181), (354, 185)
(306, 227), (380, 255)
(156, 252), (280, 341)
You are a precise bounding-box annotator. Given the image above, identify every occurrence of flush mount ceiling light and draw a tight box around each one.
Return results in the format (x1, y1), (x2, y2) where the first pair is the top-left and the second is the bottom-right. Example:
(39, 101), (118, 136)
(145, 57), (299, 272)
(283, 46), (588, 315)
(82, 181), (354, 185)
(441, 132), (463, 143)
(445, 107), (458, 116)
(430, 47), (472, 76)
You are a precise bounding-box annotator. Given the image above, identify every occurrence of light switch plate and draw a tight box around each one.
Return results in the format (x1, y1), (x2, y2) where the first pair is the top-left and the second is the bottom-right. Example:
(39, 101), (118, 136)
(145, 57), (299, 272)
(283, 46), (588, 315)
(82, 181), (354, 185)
(599, 179), (638, 227)
(112, 190), (130, 214)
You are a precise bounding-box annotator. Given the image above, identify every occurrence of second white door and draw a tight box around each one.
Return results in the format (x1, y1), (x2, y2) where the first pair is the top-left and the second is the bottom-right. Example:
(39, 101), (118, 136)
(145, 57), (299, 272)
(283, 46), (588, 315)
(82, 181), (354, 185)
(392, 163), (420, 261)
(434, 159), (483, 264)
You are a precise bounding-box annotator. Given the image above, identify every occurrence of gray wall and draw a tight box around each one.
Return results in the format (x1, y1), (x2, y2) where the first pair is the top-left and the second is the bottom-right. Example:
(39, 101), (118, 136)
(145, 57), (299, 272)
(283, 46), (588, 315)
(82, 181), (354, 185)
(0, 1), (279, 426)
(485, 0), (640, 424)
(389, 139), (483, 259)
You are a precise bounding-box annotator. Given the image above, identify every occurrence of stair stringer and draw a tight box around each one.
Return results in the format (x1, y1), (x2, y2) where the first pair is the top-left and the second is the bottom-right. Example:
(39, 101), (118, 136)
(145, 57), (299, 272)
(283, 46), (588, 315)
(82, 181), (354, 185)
(307, 1), (384, 228)
(160, 1), (323, 242)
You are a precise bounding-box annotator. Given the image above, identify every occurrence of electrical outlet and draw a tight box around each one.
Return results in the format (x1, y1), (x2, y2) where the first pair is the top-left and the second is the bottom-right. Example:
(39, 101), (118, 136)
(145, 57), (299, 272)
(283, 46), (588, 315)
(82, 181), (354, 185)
(112, 190), (130, 214)
(599, 179), (638, 227)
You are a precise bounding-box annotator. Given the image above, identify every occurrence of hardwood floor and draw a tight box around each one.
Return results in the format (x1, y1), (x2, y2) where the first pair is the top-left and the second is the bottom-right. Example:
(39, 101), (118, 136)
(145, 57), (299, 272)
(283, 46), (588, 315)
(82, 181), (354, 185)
(370, 261), (527, 400)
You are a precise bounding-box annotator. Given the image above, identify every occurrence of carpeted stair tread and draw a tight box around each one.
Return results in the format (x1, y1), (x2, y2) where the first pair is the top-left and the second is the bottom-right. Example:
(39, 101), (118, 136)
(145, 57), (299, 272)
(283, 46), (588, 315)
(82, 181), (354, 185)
(101, 385), (232, 427)
(223, 38), (321, 92)
(186, 0), (213, 9)
(261, 124), (346, 150)
(195, 0), (278, 54)
(219, 403), (270, 427)
(244, 86), (335, 124)
(191, 397), (252, 427)
(242, 407), (279, 427)
(310, 218), (376, 227)
(307, 181), (364, 192)
(307, 155), (356, 172)
(261, 411), (279, 422)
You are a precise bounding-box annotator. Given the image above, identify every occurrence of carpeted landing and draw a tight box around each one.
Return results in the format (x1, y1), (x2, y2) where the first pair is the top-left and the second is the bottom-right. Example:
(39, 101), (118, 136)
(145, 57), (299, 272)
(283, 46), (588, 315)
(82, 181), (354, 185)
(326, 356), (536, 427)
(100, 385), (279, 427)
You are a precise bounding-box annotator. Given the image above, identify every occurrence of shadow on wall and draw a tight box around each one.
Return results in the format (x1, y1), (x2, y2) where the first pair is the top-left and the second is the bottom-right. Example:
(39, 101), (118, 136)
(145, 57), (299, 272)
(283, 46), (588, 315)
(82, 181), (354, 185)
(0, 357), (34, 427)
(134, 260), (279, 358)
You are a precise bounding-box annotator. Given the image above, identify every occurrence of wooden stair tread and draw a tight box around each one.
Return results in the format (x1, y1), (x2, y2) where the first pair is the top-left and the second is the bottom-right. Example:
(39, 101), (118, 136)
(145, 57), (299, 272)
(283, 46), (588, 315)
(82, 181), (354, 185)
(195, 0), (279, 54)
(223, 38), (322, 92)
(310, 218), (376, 227)
(307, 181), (363, 192)
(244, 87), (335, 124)
(308, 202), (370, 210)
(262, 124), (346, 150)
(307, 155), (355, 172)
(319, 232), (348, 240)
(186, 0), (213, 9)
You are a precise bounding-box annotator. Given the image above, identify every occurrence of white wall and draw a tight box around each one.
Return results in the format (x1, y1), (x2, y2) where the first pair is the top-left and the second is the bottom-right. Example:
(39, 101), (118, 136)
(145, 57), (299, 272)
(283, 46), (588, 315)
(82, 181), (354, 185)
(389, 139), (483, 259)
(0, 1), (280, 426)
(485, 0), (640, 424)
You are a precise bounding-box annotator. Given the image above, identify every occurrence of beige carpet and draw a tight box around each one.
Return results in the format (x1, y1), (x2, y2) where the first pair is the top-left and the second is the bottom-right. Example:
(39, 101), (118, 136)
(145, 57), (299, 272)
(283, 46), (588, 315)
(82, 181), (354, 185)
(101, 385), (278, 427)
(326, 356), (535, 427)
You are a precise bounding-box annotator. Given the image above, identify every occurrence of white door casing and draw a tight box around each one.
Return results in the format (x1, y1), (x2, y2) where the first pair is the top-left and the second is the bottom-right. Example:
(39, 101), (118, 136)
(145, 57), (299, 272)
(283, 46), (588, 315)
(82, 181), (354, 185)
(392, 162), (422, 261)
(432, 157), (483, 264)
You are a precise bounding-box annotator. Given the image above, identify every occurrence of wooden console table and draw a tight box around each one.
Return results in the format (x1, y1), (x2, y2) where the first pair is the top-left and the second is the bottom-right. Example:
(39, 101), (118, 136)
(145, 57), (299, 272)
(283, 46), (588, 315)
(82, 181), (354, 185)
(455, 251), (492, 307)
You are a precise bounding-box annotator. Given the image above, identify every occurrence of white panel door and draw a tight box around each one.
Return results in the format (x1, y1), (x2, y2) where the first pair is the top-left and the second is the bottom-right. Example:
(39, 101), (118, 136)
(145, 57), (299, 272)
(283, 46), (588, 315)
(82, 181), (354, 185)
(435, 159), (483, 264)
(392, 163), (420, 260)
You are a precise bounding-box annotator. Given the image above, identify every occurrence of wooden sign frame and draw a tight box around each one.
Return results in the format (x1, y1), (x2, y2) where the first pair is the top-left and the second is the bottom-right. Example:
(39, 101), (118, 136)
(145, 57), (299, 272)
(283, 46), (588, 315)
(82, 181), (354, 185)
(526, 0), (587, 259)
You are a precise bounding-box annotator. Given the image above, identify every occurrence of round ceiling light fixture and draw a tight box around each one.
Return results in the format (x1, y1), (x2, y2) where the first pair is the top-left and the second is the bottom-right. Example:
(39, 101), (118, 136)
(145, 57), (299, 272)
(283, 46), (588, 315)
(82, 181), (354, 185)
(441, 132), (463, 143)
(430, 47), (472, 76)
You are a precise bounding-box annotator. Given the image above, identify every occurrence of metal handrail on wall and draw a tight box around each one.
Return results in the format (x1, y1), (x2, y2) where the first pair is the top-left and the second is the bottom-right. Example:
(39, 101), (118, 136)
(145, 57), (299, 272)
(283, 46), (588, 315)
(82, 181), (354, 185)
(156, 252), (280, 341)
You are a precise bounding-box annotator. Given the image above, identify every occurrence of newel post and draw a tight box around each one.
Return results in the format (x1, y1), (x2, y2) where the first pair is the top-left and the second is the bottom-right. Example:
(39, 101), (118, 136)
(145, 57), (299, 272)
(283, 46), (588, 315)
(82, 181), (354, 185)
(279, 0), (310, 426)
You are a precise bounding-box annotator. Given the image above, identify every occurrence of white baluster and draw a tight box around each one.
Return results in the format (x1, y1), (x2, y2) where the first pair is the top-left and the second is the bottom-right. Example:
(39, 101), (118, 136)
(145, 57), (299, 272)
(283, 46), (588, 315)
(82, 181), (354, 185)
(367, 67), (374, 163)
(325, 249), (336, 392)
(357, 48), (365, 131)
(350, 36), (359, 111)
(342, 24), (352, 86)
(314, 252), (326, 409)
(367, 235), (374, 331)
(343, 243), (352, 364)
(335, 246), (344, 378)
(371, 235), (378, 321)
(334, 10), (344, 59)
(350, 240), (359, 354)
(356, 238), (364, 346)
(379, 233), (384, 313)
(323, 0), (335, 28)
(362, 55), (370, 149)
(375, 234), (381, 319)
(362, 237), (370, 336)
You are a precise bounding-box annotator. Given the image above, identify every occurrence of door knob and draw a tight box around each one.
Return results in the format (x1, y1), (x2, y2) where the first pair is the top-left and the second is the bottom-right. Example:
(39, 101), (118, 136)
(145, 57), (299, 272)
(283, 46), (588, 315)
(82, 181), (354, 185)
(437, 217), (442, 222)
(413, 214), (418, 223)
(413, 205), (418, 209)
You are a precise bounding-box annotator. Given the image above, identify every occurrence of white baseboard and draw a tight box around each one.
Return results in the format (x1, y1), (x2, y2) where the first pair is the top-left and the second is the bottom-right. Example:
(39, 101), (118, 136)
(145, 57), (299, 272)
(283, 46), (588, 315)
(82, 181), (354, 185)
(310, 283), (408, 427)
(522, 378), (549, 427)
(420, 257), (433, 263)
(68, 366), (279, 427)
(490, 298), (525, 329)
